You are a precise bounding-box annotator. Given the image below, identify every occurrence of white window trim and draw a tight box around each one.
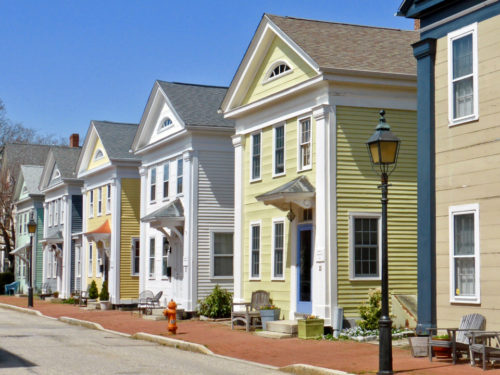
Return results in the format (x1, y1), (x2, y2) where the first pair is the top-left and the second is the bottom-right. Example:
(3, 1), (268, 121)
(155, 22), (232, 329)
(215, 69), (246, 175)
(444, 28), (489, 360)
(249, 220), (261, 280)
(176, 158), (183, 196)
(297, 115), (313, 172)
(131, 237), (140, 276)
(150, 167), (157, 203)
(158, 117), (174, 133)
(89, 190), (94, 218)
(48, 202), (53, 227)
(76, 246), (81, 278)
(54, 200), (59, 224)
(163, 162), (170, 200)
(53, 168), (61, 179)
(272, 123), (286, 178)
(60, 199), (64, 225)
(94, 149), (104, 161)
(263, 60), (293, 84)
(161, 236), (170, 279)
(106, 184), (112, 214)
(97, 187), (102, 216)
(88, 243), (93, 277)
(149, 237), (156, 279)
(271, 218), (286, 281)
(250, 131), (262, 182)
(448, 23), (479, 127)
(449, 203), (480, 304)
(52, 250), (57, 278)
(349, 212), (382, 281)
(96, 248), (102, 278)
(210, 229), (234, 280)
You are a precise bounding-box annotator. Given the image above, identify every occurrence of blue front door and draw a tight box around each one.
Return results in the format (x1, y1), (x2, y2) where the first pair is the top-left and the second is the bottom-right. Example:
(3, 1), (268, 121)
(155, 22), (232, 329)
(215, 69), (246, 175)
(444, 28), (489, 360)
(297, 224), (313, 314)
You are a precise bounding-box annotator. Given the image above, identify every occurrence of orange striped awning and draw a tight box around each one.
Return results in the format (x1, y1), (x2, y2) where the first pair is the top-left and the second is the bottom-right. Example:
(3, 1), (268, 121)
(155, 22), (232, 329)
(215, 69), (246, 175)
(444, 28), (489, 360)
(86, 220), (111, 235)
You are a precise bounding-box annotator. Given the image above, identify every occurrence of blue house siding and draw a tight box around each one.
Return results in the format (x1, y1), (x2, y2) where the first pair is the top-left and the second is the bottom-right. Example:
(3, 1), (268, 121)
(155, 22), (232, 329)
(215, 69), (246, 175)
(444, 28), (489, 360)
(71, 195), (82, 233)
(35, 206), (44, 290)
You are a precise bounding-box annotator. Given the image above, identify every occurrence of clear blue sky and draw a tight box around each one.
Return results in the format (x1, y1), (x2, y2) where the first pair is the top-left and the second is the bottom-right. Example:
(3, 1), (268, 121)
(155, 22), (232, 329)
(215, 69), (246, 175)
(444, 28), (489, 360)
(1, 1), (412, 142)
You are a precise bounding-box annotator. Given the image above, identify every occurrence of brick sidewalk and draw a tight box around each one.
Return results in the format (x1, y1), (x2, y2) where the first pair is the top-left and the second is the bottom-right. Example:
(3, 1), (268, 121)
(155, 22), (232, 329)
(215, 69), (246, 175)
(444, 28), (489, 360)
(1, 296), (497, 374)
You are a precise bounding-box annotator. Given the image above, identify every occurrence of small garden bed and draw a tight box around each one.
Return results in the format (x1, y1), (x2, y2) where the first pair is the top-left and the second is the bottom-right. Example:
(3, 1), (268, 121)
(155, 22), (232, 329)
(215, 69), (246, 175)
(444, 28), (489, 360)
(324, 327), (414, 342)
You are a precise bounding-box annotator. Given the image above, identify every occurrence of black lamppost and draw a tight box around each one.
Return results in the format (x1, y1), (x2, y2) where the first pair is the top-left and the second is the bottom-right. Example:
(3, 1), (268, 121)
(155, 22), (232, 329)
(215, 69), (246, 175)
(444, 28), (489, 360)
(27, 214), (37, 308)
(366, 110), (400, 375)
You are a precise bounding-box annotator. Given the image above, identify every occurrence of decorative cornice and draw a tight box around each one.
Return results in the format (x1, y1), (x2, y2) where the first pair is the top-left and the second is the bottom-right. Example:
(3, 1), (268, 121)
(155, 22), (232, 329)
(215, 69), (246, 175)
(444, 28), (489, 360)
(413, 38), (437, 60)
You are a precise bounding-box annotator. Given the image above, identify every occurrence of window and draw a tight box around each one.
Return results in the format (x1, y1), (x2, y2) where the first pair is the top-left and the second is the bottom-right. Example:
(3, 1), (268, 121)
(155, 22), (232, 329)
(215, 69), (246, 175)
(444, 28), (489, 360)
(268, 62), (291, 79)
(251, 133), (261, 181)
(150, 168), (157, 202)
(250, 223), (260, 279)
(96, 248), (102, 277)
(76, 247), (81, 278)
(131, 238), (140, 276)
(94, 149), (104, 160)
(47, 252), (53, 278)
(163, 163), (169, 199)
(106, 184), (111, 213)
(299, 118), (312, 170)
(97, 187), (102, 215)
(303, 208), (313, 222)
(160, 117), (173, 131)
(149, 238), (155, 278)
(162, 237), (170, 278)
(18, 214), (22, 234)
(60, 199), (64, 224)
(88, 243), (93, 277)
(212, 232), (233, 278)
(89, 190), (94, 217)
(350, 214), (381, 279)
(177, 158), (183, 194)
(450, 204), (480, 303)
(448, 23), (478, 125)
(273, 221), (285, 279)
(52, 250), (57, 278)
(53, 168), (60, 180)
(48, 202), (53, 226)
(54, 199), (59, 224)
(274, 125), (285, 176)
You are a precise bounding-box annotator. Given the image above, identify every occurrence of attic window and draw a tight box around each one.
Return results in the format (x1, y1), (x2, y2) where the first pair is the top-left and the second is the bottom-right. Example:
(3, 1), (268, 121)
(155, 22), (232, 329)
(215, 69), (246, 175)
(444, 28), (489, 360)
(265, 61), (292, 83)
(159, 117), (173, 132)
(94, 149), (104, 161)
(22, 186), (28, 194)
(53, 169), (61, 179)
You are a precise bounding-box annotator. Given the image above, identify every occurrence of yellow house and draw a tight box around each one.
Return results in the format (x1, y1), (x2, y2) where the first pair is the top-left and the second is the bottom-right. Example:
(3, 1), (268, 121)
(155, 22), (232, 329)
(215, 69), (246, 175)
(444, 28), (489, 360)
(76, 120), (141, 304)
(221, 14), (419, 327)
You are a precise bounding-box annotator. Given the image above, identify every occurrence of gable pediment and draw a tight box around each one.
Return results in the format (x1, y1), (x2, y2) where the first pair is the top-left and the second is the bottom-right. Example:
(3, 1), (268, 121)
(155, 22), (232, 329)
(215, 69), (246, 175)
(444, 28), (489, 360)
(77, 126), (110, 177)
(48, 164), (61, 186)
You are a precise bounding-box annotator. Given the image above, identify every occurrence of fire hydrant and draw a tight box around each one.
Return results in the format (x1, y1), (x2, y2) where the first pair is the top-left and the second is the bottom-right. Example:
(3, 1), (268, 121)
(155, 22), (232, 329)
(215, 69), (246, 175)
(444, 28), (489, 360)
(163, 299), (177, 334)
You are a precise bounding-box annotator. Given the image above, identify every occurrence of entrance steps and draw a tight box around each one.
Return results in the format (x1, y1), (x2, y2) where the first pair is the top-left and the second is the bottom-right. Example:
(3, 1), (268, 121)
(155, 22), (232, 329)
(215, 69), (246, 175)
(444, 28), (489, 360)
(254, 320), (298, 339)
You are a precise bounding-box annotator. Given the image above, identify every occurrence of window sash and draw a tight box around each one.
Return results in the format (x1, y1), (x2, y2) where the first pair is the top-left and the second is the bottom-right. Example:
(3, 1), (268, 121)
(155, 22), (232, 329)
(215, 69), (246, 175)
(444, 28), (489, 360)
(163, 163), (169, 199)
(89, 191), (94, 217)
(251, 133), (261, 180)
(177, 159), (183, 194)
(213, 233), (233, 277)
(150, 168), (156, 201)
(274, 126), (285, 175)
(299, 119), (311, 169)
(132, 239), (140, 275)
(162, 237), (169, 277)
(353, 217), (379, 278)
(251, 225), (260, 278)
(149, 238), (155, 278)
(98, 187), (102, 215)
(106, 184), (111, 213)
(273, 222), (284, 278)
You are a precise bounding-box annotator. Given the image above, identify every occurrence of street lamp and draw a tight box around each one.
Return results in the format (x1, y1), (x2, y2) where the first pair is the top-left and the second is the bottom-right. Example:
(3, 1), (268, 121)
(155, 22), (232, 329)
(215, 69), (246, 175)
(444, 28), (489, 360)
(366, 110), (400, 375)
(27, 214), (37, 308)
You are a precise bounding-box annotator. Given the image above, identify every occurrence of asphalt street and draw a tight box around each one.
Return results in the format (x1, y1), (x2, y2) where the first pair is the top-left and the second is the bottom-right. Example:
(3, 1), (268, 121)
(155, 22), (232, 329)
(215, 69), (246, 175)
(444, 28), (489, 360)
(0, 308), (281, 375)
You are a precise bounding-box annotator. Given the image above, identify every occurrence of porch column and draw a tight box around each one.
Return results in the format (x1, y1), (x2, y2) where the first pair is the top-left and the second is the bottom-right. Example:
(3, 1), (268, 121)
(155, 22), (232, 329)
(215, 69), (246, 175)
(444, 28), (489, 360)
(138, 167), (148, 293)
(42, 202), (48, 284)
(232, 134), (244, 304)
(312, 104), (333, 325)
(110, 178), (121, 304)
(80, 187), (88, 291)
(61, 195), (72, 298)
(181, 150), (195, 311)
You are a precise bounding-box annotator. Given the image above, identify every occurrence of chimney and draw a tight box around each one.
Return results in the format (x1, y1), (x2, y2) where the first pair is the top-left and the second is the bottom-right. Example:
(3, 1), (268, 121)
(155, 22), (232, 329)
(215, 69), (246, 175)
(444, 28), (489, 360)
(69, 133), (79, 148)
(414, 19), (420, 30)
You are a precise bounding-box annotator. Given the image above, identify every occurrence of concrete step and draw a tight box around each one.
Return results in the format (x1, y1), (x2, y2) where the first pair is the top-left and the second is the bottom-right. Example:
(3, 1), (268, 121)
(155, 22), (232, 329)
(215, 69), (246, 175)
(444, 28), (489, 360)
(266, 320), (298, 335)
(142, 314), (166, 321)
(254, 330), (293, 339)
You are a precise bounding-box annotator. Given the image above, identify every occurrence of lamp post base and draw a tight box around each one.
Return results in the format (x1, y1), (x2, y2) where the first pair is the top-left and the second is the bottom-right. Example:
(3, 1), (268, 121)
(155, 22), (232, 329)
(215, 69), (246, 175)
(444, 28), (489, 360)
(28, 287), (33, 308)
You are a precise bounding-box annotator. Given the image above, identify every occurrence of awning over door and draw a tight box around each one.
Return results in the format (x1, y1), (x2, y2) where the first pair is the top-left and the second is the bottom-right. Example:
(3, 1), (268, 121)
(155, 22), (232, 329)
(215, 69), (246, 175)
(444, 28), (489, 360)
(141, 198), (184, 241)
(255, 176), (315, 211)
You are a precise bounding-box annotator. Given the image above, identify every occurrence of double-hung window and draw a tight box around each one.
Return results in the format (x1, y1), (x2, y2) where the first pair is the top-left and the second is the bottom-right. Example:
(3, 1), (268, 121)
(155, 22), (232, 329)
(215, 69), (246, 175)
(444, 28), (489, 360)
(96, 248), (102, 277)
(212, 232), (233, 278)
(54, 200), (59, 224)
(177, 158), (183, 194)
(251, 133), (261, 181)
(89, 191), (94, 217)
(149, 238), (155, 278)
(163, 163), (169, 199)
(449, 204), (480, 303)
(106, 184), (111, 213)
(88, 243), (93, 277)
(131, 238), (140, 276)
(97, 187), (102, 215)
(448, 23), (478, 125)
(350, 214), (380, 279)
(274, 125), (285, 176)
(150, 168), (157, 202)
(250, 223), (260, 279)
(272, 220), (285, 279)
(162, 237), (169, 278)
(48, 202), (53, 226)
(76, 247), (81, 278)
(60, 199), (64, 224)
(299, 117), (312, 170)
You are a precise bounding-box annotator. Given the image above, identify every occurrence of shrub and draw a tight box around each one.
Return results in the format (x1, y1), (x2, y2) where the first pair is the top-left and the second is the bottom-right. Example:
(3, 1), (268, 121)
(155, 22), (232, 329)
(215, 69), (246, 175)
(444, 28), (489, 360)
(358, 288), (382, 330)
(0, 272), (14, 294)
(198, 285), (232, 318)
(99, 280), (109, 301)
(88, 280), (99, 299)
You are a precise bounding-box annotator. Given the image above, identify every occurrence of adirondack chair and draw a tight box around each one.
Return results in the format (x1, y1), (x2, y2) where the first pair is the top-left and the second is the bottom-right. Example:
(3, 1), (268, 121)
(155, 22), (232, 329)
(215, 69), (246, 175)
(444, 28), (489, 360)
(469, 331), (500, 370)
(4, 281), (19, 295)
(231, 290), (270, 332)
(428, 313), (486, 364)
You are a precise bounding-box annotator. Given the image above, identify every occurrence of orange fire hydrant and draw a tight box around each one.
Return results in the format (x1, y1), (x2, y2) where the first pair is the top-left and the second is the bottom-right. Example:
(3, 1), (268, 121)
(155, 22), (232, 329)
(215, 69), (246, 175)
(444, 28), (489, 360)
(163, 299), (177, 334)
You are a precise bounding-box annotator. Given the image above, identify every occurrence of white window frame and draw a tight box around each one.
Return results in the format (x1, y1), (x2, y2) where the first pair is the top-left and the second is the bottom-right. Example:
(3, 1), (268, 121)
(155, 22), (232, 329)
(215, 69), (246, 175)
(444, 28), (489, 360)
(96, 247), (102, 278)
(52, 250), (57, 278)
(131, 238), (140, 276)
(53, 168), (61, 180)
(97, 187), (102, 216)
(88, 243), (93, 277)
(48, 202), (53, 227)
(349, 212), (382, 281)
(176, 158), (183, 195)
(48, 251), (53, 279)
(149, 237), (155, 279)
(448, 23), (479, 126)
(250, 131), (262, 182)
(150, 167), (157, 202)
(60, 198), (64, 225)
(271, 218), (286, 281)
(106, 184), (111, 214)
(263, 60), (293, 84)
(162, 236), (170, 279)
(249, 221), (261, 280)
(298, 116), (312, 171)
(54, 199), (59, 224)
(272, 123), (286, 177)
(76, 246), (81, 278)
(210, 230), (234, 279)
(89, 190), (94, 218)
(158, 117), (173, 132)
(163, 162), (170, 200)
(94, 149), (104, 161)
(449, 203), (480, 304)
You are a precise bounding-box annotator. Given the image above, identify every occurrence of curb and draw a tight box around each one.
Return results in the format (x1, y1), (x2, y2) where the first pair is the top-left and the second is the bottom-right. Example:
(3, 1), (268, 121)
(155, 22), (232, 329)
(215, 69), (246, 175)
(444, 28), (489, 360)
(132, 332), (213, 355)
(279, 364), (354, 375)
(58, 316), (131, 338)
(0, 302), (44, 318)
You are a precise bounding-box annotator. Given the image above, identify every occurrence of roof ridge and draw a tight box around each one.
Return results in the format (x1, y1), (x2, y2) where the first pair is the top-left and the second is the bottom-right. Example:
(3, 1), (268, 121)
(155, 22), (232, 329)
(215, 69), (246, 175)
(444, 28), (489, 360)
(158, 80), (229, 90)
(265, 13), (417, 33)
(92, 120), (138, 126)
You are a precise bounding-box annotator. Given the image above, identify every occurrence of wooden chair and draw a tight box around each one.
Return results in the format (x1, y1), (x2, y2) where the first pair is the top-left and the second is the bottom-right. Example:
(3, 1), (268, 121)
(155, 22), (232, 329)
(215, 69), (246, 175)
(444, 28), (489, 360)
(231, 290), (270, 332)
(428, 313), (486, 364)
(39, 283), (52, 300)
(149, 291), (163, 308)
(470, 331), (500, 370)
(138, 290), (155, 314)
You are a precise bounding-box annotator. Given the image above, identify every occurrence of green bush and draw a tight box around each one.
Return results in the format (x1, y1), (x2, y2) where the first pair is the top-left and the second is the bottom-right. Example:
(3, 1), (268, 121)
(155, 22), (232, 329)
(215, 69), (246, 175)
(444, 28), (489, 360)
(358, 288), (382, 330)
(198, 285), (232, 318)
(0, 272), (14, 294)
(88, 280), (99, 299)
(99, 280), (109, 301)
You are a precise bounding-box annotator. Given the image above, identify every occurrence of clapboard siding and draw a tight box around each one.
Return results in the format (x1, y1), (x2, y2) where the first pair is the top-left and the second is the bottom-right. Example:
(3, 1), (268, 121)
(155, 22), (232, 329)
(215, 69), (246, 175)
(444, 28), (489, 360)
(35, 207), (44, 290)
(197, 151), (234, 299)
(119, 178), (140, 299)
(336, 106), (417, 317)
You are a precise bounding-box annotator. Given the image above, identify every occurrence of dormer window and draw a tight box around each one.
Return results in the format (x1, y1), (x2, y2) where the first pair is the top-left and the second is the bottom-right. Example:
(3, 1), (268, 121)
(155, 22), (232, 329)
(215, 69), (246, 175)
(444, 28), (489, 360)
(266, 61), (292, 83)
(53, 168), (61, 179)
(94, 149), (104, 161)
(159, 117), (173, 132)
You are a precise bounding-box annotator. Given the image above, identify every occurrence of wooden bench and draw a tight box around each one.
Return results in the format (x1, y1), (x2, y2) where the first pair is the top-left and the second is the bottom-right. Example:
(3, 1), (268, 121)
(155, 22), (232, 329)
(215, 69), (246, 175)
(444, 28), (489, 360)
(39, 283), (53, 300)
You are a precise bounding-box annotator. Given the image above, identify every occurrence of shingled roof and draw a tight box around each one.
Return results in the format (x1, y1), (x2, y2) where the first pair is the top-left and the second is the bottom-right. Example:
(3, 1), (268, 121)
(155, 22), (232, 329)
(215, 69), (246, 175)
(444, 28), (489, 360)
(157, 81), (234, 128)
(19, 165), (44, 196)
(50, 146), (82, 179)
(92, 121), (140, 160)
(266, 14), (418, 76)
(0, 143), (51, 179)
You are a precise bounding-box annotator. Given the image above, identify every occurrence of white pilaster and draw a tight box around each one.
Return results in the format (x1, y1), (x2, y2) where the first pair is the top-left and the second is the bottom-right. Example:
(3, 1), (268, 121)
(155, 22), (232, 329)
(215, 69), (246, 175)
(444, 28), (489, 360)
(181, 150), (194, 310)
(81, 188), (88, 291)
(61, 195), (72, 298)
(110, 178), (121, 304)
(232, 134), (244, 304)
(138, 166), (148, 293)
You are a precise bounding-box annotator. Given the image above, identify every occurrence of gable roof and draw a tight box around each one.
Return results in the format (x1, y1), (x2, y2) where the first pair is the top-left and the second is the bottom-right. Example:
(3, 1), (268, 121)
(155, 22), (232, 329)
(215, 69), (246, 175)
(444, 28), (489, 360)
(266, 14), (418, 76)
(51, 146), (82, 178)
(13, 165), (44, 202)
(92, 121), (140, 160)
(0, 143), (51, 179)
(397, 0), (454, 18)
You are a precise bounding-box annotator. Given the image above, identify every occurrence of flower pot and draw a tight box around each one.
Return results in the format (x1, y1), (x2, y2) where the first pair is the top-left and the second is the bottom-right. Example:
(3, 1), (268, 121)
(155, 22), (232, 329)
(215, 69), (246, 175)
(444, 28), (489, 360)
(260, 309), (280, 330)
(432, 338), (451, 358)
(298, 318), (324, 339)
(99, 301), (112, 311)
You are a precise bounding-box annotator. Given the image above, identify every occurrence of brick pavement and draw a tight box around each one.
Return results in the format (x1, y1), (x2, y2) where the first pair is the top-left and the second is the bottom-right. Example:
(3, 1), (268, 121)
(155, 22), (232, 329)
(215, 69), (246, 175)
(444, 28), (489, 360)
(0, 296), (498, 374)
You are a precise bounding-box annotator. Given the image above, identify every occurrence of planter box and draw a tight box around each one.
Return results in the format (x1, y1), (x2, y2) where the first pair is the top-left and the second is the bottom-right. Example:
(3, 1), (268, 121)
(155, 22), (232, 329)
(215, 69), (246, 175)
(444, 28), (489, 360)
(298, 318), (324, 339)
(100, 301), (112, 310)
(260, 309), (280, 330)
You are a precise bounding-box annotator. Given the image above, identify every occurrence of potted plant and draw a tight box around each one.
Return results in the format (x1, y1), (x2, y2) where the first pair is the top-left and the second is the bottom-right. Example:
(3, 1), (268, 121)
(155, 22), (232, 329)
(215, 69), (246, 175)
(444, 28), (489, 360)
(298, 315), (325, 339)
(432, 334), (451, 358)
(88, 280), (98, 302)
(99, 280), (111, 310)
(259, 305), (280, 330)
(53, 291), (59, 299)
